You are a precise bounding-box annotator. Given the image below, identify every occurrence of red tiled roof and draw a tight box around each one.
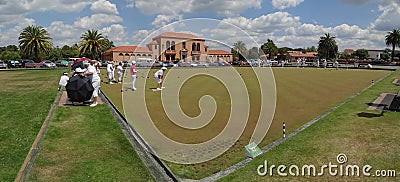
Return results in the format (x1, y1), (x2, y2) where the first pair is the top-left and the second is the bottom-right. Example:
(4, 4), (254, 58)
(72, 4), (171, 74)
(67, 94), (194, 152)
(104, 46), (151, 53)
(289, 53), (317, 58)
(208, 50), (232, 55)
(344, 49), (354, 54)
(154, 32), (201, 39)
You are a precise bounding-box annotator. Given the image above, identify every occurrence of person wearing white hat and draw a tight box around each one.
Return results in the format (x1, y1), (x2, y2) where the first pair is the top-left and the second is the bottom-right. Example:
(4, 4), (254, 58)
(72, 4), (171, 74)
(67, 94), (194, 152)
(58, 72), (69, 91)
(154, 66), (167, 91)
(106, 61), (114, 84)
(83, 61), (101, 107)
(130, 61), (137, 91)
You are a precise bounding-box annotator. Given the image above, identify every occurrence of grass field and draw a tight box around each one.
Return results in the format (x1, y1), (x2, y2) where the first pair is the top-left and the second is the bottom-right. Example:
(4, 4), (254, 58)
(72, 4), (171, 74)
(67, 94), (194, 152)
(0, 69), (61, 181)
(219, 69), (400, 181)
(101, 67), (391, 179)
(0, 69), (153, 181)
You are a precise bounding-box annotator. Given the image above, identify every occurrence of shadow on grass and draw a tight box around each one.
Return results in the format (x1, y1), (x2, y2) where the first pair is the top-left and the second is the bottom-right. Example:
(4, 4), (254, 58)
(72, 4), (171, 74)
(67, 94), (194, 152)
(357, 112), (384, 118)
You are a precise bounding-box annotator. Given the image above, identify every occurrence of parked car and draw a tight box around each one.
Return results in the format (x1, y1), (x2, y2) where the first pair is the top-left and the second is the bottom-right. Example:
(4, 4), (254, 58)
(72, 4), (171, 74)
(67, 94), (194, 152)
(190, 62), (199, 67)
(0, 60), (7, 69)
(8, 60), (22, 68)
(55, 60), (68, 67)
(22, 59), (36, 68)
(198, 62), (209, 67)
(42, 61), (56, 68)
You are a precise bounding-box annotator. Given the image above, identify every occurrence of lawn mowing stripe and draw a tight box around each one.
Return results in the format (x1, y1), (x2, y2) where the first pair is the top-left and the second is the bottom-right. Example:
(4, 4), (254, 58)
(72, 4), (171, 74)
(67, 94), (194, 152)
(100, 90), (178, 182)
(14, 91), (62, 182)
(196, 71), (394, 182)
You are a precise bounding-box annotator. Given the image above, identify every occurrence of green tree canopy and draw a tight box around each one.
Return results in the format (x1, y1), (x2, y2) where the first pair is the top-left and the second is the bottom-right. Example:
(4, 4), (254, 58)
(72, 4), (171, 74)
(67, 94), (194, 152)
(353, 49), (369, 60)
(261, 39), (278, 59)
(385, 29), (400, 62)
(317, 33), (338, 60)
(79, 29), (107, 60)
(18, 25), (53, 62)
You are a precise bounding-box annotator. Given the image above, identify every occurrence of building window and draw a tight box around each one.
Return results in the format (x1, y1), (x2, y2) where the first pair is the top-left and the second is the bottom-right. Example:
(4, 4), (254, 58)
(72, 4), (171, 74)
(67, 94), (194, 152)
(155, 45), (157, 50)
(171, 41), (175, 50)
(166, 41), (171, 50)
(192, 43), (196, 51)
(119, 53), (123, 56)
(197, 43), (200, 51)
(182, 42), (186, 49)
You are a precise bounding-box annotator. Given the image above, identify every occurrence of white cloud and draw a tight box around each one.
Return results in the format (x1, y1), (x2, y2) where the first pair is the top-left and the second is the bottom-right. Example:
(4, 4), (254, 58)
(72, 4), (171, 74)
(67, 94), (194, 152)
(152, 14), (182, 28)
(127, 0), (262, 27)
(222, 12), (301, 34)
(271, 0), (304, 10)
(90, 0), (119, 15)
(127, 0), (261, 16)
(101, 24), (129, 45)
(0, 18), (36, 46)
(131, 30), (151, 45)
(74, 14), (123, 29)
(370, 0), (400, 31)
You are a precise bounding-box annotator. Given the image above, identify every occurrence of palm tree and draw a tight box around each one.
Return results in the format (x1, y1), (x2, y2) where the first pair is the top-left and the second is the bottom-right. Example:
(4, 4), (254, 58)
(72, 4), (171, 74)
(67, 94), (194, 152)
(317, 33), (338, 60)
(385, 29), (400, 62)
(18, 25), (53, 62)
(79, 29), (107, 60)
(232, 41), (248, 61)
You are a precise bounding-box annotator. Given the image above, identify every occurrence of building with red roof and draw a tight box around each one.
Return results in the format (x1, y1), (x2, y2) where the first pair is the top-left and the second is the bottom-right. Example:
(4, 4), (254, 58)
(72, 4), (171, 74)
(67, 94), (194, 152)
(102, 32), (232, 63)
(101, 46), (151, 62)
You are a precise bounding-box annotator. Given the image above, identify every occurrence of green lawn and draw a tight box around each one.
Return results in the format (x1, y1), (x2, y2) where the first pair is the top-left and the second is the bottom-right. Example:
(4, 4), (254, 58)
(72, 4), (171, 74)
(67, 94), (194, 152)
(0, 69), (152, 181)
(219, 69), (400, 181)
(28, 106), (153, 181)
(102, 67), (391, 179)
(0, 69), (62, 181)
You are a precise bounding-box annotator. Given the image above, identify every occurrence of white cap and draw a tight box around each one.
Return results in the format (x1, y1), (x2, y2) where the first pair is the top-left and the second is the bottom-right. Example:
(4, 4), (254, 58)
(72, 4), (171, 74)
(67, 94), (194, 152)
(161, 66), (167, 70)
(132, 61), (136, 64)
(75, 67), (85, 73)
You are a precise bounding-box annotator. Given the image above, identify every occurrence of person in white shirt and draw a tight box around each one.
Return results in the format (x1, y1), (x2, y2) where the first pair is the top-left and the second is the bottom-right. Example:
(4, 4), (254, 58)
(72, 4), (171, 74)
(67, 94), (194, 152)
(117, 62), (124, 84)
(154, 67), (167, 91)
(83, 61), (101, 107)
(130, 61), (137, 91)
(58, 72), (69, 91)
(106, 61), (114, 84)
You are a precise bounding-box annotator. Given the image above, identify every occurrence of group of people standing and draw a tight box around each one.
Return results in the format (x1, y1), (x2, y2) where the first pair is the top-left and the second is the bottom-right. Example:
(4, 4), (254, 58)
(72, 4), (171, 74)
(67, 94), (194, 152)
(106, 61), (124, 84)
(58, 60), (168, 108)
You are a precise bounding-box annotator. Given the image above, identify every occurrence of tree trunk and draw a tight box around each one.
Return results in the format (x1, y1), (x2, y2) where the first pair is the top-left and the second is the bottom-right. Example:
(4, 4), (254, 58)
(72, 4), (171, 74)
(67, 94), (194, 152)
(391, 44), (395, 62)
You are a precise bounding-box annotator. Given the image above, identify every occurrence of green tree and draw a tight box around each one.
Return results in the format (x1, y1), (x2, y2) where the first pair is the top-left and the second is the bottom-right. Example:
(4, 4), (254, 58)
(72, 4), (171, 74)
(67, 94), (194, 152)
(248, 47), (262, 59)
(232, 40), (248, 61)
(261, 39), (278, 59)
(103, 38), (115, 51)
(340, 51), (353, 59)
(18, 25), (53, 62)
(79, 29), (107, 60)
(317, 33), (338, 60)
(277, 47), (292, 60)
(0, 50), (21, 61)
(305, 46), (317, 52)
(353, 49), (369, 60)
(385, 29), (400, 62)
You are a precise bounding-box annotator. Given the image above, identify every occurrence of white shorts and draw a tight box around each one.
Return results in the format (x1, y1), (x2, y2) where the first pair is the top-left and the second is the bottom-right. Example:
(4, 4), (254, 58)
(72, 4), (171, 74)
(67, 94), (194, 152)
(107, 72), (113, 79)
(154, 76), (162, 84)
(92, 80), (100, 97)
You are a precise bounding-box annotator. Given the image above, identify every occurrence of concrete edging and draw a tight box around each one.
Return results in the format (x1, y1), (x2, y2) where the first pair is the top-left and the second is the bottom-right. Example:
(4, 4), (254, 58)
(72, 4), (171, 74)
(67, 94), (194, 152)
(100, 90), (178, 182)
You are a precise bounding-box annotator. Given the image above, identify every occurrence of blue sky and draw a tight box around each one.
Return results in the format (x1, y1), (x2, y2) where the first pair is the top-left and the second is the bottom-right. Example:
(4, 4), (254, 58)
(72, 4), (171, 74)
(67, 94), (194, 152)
(0, 0), (398, 51)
